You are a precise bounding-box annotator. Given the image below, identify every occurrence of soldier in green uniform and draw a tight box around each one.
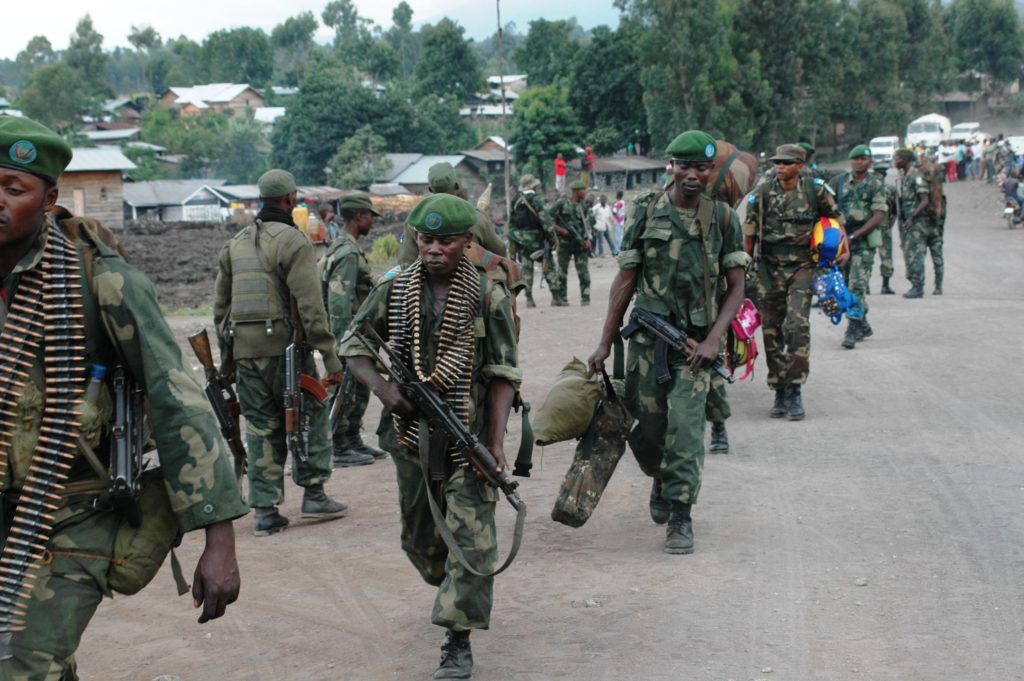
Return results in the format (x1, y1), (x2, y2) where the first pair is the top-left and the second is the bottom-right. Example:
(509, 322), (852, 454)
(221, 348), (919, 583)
(319, 193), (383, 466)
(214, 169), (349, 537)
(829, 144), (888, 349)
(743, 144), (845, 420)
(0, 116), (248, 679)
(874, 164), (899, 295)
(550, 179), (594, 306)
(506, 174), (558, 308)
(892, 149), (938, 299)
(589, 130), (749, 555)
(341, 193), (521, 680)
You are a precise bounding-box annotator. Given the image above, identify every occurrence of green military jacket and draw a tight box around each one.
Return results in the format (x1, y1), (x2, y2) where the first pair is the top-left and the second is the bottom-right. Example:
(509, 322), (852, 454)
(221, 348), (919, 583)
(213, 219), (342, 374)
(507, 191), (557, 251)
(896, 167), (930, 224)
(319, 230), (374, 346)
(828, 170), (889, 231)
(743, 175), (840, 259)
(0, 220), (247, 532)
(337, 262), (521, 452)
(618, 192), (750, 334)
(398, 207), (508, 264)
(550, 197), (593, 251)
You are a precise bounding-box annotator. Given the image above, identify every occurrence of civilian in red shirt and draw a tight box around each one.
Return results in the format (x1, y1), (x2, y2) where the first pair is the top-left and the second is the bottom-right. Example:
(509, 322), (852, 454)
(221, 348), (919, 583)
(554, 153), (567, 192)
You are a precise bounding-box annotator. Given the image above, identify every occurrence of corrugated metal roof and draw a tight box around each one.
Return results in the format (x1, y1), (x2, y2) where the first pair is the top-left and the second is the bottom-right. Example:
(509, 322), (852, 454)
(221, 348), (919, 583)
(207, 184), (259, 201)
(215, 185), (346, 202)
(391, 155), (466, 185)
(380, 154), (423, 183)
(254, 107), (286, 124)
(593, 157), (666, 173)
(166, 83), (259, 106)
(123, 179), (227, 206)
(84, 128), (140, 142)
(65, 148), (137, 173)
(462, 149), (507, 162)
(0, 97), (11, 108)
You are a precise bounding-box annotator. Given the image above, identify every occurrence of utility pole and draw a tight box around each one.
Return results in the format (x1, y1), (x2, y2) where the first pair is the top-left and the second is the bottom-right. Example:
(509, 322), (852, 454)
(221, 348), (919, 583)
(496, 0), (511, 221)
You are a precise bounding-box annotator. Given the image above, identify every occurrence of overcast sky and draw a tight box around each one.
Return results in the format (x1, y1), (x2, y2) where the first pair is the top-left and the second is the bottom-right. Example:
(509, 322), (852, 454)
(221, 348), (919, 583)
(3, 0), (622, 60)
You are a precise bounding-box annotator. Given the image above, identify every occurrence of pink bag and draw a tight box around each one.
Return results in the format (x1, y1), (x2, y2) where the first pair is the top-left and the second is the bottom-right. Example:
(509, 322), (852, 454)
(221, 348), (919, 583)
(726, 298), (761, 381)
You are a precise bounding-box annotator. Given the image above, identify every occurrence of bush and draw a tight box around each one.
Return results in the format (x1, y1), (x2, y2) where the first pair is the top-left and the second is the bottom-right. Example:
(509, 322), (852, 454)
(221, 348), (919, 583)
(367, 233), (399, 269)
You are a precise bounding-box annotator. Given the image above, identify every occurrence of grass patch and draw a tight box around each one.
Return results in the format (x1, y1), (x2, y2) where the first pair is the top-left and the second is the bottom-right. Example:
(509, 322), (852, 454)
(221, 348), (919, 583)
(163, 305), (214, 317)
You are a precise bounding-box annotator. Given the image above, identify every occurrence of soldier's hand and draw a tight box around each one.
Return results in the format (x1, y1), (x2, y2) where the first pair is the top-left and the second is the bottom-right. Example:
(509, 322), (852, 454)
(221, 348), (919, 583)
(322, 371), (344, 388)
(478, 443), (508, 480)
(374, 380), (416, 418)
(688, 338), (718, 372)
(557, 226), (571, 239)
(193, 520), (240, 624)
(582, 239), (592, 253)
(588, 344), (611, 374)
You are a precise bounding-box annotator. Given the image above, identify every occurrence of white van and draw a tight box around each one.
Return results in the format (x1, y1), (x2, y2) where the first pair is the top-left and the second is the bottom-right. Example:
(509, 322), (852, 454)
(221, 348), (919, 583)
(906, 114), (951, 149)
(949, 122), (981, 142)
(869, 136), (900, 165)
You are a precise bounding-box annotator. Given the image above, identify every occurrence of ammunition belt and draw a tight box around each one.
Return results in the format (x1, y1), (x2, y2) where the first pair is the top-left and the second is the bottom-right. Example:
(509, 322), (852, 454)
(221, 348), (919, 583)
(0, 224), (86, 639)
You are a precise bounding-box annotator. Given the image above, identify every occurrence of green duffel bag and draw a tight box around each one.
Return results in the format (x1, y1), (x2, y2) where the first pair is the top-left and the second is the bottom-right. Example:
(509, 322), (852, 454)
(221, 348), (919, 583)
(533, 357), (603, 446)
(107, 468), (183, 595)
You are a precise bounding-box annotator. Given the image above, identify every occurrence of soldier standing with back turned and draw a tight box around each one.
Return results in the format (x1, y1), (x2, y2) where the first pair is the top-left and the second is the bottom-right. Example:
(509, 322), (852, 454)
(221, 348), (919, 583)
(506, 174), (558, 308)
(550, 179), (594, 306)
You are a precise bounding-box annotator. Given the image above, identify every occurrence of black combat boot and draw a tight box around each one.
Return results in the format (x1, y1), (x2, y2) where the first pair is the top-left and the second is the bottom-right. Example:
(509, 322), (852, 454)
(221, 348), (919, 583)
(550, 296), (569, 307)
(903, 284), (924, 299)
(649, 478), (670, 524)
(524, 289), (536, 308)
(664, 502), (694, 555)
(770, 388), (787, 418)
(301, 484), (349, 519)
(785, 385), (805, 421)
(841, 319), (859, 349)
(581, 298), (590, 306)
(253, 507), (289, 537)
(933, 274), (943, 296)
(709, 422), (729, 454)
(858, 317), (873, 340)
(332, 433), (376, 467)
(881, 276), (895, 294)
(349, 431), (387, 460)
(434, 630), (473, 679)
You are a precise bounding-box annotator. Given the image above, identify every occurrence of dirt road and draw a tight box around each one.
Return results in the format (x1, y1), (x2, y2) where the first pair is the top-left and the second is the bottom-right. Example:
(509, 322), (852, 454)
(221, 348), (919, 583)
(79, 178), (1024, 681)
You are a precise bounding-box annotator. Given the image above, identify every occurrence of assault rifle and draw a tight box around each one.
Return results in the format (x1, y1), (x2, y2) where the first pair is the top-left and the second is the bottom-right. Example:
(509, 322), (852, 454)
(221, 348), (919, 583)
(620, 307), (735, 385)
(109, 365), (146, 527)
(283, 299), (328, 463)
(188, 328), (247, 479)
(328, 366), (355, 433)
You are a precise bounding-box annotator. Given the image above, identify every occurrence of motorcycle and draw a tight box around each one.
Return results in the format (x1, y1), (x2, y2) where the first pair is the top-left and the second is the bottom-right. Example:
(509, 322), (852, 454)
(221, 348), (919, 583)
(1004, 198), (1021, 230)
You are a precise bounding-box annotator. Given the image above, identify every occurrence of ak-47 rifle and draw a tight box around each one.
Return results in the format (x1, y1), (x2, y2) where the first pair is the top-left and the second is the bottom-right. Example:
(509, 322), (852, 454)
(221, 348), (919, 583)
(188, 328), (247, 479)
(328, 365), (355, 433)
(109, 365), (146, 527)
(620, 307), (735, 385)
(283, 298), (328, 463)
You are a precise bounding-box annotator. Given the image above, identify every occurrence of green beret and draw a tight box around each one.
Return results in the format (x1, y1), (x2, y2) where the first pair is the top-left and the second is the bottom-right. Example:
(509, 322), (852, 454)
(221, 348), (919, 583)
(665, 130), (717, 161)
(408, 193), (476, 235)
(770, 144), (806, 163)
(427, 162), (458, 193)
(848, 144), (871, 159)
(798, 142), (816, 156)
(569, 179), (588, 191)
(894, 147), (915, 160)
(258, 169), (297, 199)
(339, 192), (381, 216)
(0, 116), (72, 183)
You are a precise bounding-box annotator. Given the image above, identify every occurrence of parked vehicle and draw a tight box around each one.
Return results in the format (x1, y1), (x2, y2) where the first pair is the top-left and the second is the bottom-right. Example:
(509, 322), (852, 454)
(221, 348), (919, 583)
(906, 114), (951, 149)
(869, 136), (900, 165)
(948, 121), (981, 142)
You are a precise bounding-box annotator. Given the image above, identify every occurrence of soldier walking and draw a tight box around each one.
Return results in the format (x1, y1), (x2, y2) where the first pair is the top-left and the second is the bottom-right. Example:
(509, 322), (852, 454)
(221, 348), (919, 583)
(893, 149), (943, 298)
(550, 179), (594, 306)
(507, 174), (559, 308)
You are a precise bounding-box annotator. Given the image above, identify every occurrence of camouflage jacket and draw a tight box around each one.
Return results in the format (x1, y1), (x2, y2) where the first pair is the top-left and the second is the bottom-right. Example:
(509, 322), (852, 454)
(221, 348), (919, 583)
(319, 230), (374, 346)
(213, 219), (342, 374)
(399, 207), (507, 264)
(743, 175), (840, 257)
(550, 197), (593, 249)
(618, 192), (749, 334)
(337, 261), (521, 448)
(896, 167), (931, 223)
(507, 191), (557, 250)
(0, 219), (247, 532)
(828, 171), (889, 229)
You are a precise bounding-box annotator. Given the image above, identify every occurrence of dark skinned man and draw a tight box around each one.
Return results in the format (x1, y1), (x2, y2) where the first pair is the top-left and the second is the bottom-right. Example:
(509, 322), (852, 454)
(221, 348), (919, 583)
(0, 115), (246, 679)
(550, 179), (594, 306)
(894, 148), (941, 298)
(589, 130), (749, 555)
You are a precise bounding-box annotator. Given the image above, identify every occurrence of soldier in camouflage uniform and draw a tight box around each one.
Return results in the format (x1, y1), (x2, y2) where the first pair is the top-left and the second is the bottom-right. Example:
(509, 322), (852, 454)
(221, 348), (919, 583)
(829, 145), (889, 349)
(0, 116), (248, 680)
(892, 149), (939, 298)
(319, 193), (382, 467)
(874, 164), (899, 295)
(506, 174), (558, 308)
(589, 130), (749, 555)
(214, 169), (350, 537)
(342, 193), (521, 680)
(550, 179), (594, 306)
(743, 144), (844, 420)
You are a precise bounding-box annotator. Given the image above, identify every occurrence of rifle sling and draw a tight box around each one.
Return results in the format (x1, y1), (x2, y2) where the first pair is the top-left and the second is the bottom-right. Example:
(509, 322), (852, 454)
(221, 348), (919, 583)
(417, 418), (525, 578)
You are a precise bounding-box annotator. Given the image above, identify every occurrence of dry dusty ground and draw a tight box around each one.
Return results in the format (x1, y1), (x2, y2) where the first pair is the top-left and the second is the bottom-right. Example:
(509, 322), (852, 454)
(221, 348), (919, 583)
(78, 178), (1024, 681)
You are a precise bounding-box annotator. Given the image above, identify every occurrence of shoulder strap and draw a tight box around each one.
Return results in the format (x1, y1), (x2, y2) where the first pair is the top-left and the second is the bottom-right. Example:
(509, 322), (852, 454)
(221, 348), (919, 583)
(696, 196), (717, 326)
(709, 149), (742, 198)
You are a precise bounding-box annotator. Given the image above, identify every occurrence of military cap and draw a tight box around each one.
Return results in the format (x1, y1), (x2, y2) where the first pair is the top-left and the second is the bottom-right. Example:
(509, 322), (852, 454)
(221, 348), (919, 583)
(848, 144), (871, 159)
(427, 162), (459, 193)
(665, 130), (718, 162)
(798, 142), (816, 156)
(339, 192), (381, 216)
(258, 169), (297, 198)
(569, 179), (588, 191)
(0, 116), (72, 183)
(894, 147), (915, 159)
(770, 144), (806, 163)
(408, 193), (476, 235)
(518, 173), (540, 191)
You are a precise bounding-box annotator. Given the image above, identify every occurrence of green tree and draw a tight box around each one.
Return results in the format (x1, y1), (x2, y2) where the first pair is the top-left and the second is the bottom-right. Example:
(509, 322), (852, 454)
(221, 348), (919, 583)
(153, 37), (205, 90)
(514, 19), (582, 87)
(416, 19), (483, 100)
(385, 2), (420, 80)
(16, 36), (55, 82)
(323, 0), (398, 80)
(944, 0), (1024, 87)
(508, 84), (582, 185)
(202, 28), (273, 85)
(271, 12), (319, 86)
(128, 25), (162, 92)
(123, 145), (171, 181)
(212, 116), (272, 183)
(65, 15), (111, 97)
(18, 64), (86, 129)
(327, 124), (393, 188)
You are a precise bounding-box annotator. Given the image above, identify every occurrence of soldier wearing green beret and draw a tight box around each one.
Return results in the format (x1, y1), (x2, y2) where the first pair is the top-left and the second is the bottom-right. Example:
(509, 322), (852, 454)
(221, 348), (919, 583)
(319, 193), (384, 467)
(549, 179), (594, 306)
(341, 193), (522, 679)
(743, 144), (845, 420)
(0, 116), (248, 678)
(589, 130), (750, 555)
(828, 145), (889, 348)
(214, 169), (351, 537)
(893, 148), (944, 298)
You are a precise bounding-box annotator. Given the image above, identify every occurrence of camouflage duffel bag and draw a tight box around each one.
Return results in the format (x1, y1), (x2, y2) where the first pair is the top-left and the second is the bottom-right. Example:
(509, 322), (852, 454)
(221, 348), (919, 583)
(551, 371), (634, 528)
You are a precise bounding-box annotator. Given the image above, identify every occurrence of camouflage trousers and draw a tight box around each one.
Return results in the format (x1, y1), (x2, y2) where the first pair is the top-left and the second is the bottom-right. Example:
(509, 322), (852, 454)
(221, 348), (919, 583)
(877, 227), (894, 278)
(334, 380), (371, 437)
(553, 244), (591, 303)
(843, 241), (875, 316)
(704, 375), (730, 424)
(624, 335), (711, 505)
(514, 248), (558, 296)
(1, 496), (119, 681)
(758, 256), (814, 387)
(902, 220), (944, 288)
(236, 356), (332, 508)
(391, 452), (497, 631)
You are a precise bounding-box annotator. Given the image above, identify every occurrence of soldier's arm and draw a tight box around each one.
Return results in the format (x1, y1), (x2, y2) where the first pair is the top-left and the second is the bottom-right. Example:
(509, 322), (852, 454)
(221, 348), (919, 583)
(279, 230), (343, 374)
(212, 243), (234, 374)
(853, 184), (889, 240)
(324, 251), (361, 344)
